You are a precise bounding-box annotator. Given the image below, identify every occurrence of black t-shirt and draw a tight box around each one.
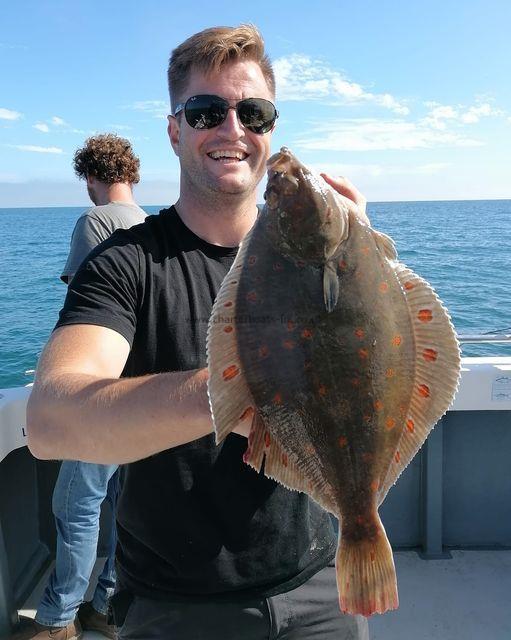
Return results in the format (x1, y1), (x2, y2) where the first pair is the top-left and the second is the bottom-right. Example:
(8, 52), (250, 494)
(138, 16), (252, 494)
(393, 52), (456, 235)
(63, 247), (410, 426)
(56, 206), (336, 601)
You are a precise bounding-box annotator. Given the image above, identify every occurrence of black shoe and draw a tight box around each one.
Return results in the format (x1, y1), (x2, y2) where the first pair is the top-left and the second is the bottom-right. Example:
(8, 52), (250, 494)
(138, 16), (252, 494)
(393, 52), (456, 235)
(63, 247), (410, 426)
(77, 602), (116, 639)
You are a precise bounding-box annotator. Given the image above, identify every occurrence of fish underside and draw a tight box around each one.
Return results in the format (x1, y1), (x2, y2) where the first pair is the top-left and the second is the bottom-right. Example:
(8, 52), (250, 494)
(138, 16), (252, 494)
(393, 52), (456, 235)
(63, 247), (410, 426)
(207, 148), (461, 617)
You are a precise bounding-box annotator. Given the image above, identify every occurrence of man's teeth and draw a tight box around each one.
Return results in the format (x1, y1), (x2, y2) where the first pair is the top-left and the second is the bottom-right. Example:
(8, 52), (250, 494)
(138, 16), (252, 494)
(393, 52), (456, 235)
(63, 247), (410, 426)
(208, 150), (247, 161)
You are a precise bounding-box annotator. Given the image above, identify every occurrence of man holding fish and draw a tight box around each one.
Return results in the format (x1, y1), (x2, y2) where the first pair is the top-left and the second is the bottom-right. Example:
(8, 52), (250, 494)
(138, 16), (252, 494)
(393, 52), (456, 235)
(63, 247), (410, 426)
(26, 23), (386, 640)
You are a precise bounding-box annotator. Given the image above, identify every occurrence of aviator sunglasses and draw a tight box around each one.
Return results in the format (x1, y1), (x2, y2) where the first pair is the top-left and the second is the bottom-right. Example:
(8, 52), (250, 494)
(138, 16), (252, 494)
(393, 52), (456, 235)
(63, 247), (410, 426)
(173, 94), (278, 134)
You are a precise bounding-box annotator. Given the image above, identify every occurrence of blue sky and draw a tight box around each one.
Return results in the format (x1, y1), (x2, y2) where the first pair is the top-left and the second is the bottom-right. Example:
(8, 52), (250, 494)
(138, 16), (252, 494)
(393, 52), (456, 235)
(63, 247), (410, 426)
(1, 0), (510, 206)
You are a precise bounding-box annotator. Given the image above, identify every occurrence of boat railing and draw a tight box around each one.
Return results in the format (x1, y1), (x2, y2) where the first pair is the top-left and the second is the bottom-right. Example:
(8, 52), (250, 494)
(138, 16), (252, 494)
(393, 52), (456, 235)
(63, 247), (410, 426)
(457, 333), (511, 344)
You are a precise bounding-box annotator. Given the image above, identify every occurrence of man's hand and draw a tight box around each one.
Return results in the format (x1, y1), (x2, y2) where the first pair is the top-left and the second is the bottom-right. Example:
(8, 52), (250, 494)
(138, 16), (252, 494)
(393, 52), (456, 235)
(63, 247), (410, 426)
(320, 173), (370, 226)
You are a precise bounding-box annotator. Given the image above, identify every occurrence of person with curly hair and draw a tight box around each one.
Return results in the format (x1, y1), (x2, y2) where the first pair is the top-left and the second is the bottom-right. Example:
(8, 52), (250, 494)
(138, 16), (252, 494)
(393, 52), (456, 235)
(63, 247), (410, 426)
(12, 134), (146, 640)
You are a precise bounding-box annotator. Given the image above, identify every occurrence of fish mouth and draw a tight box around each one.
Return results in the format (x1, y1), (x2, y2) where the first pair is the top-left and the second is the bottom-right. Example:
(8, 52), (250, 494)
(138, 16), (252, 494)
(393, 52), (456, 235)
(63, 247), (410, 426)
(267, 146), (295, 173)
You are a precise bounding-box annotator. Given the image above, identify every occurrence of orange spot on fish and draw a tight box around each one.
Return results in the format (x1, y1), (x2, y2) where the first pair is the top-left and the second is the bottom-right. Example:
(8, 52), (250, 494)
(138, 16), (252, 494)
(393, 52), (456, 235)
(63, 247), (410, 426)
(406, 419), (415, 433)
(370, 481), (379, 492)
(363, 415), (372, 424)
(258, 345), (270, 358)
(404, 281), (415, 290)
(418, 384), (430, 398)
(423, 348), (438, 362)
(395, 451), (401, 463)
(339, 436), (348, 447)
(246, 290), (258, 303)
(358, 348), (369, 359)
(273, 262), (283, 271)
(318, 384), (327, 397)
(222, 365), (239, 381)
(248, 255), (257, 266)
(399, 405), (407, 417)
(392, 335), (402, 346)
(264, 431), (271, 448)
(224, 301), (233, 308)
(223, 326), (233, 333)
(360, 246), (371, 255)
(339, 259), (348, 270)
(385, 368), (395, 378)
(418, 309), (433, 322)
(351, 377), (361, 387)
(258, 345), (269, 359)
(301, 328), (313, 339)
(282, 453), (288, 467)
(386, 418), (396, 430)
(273, 392), (283, 405)
(282, 339), (295, 350)
(239, 407), (254, 421)
(355, 328), (365, 339)
(287, 321), (295, 331)
(374, 400), (384, 412)
(379, 282), (389, 293)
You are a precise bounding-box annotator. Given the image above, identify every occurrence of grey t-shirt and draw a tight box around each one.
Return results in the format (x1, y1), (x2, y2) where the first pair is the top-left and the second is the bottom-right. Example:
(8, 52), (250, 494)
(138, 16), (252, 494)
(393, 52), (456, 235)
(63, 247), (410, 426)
(61, 201), (147, 283)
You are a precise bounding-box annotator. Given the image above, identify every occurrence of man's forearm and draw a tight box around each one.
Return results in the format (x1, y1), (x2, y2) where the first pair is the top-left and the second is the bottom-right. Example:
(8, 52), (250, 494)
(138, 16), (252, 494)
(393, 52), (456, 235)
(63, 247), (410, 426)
(27, 368), (213, 464)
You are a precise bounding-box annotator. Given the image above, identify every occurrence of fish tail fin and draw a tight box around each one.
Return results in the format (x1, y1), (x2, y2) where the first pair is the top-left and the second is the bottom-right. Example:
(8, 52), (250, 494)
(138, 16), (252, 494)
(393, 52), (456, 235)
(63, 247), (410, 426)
(336, 513), (398, 617)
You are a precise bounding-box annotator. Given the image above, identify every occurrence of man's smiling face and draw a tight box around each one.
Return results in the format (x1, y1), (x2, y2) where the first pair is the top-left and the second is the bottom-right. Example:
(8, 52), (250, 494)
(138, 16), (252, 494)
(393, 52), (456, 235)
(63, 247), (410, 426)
(169, 60), (274, 201)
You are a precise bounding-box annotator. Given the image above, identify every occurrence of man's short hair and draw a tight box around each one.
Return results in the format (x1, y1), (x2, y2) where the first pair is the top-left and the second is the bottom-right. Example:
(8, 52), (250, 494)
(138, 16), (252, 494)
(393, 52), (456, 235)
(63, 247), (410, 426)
(167, 24), (275, 113)
(73, 133), (140, 185)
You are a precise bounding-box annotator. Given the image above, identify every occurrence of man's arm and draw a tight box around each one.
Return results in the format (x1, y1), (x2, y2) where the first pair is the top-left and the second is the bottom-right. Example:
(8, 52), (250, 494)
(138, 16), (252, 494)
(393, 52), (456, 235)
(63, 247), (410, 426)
(26, 323), (219, 464)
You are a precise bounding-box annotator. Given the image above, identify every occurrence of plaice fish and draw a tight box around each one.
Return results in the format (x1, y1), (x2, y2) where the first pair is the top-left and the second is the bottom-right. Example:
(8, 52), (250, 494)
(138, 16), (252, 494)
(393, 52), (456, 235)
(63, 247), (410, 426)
(207, 147), (461, 616)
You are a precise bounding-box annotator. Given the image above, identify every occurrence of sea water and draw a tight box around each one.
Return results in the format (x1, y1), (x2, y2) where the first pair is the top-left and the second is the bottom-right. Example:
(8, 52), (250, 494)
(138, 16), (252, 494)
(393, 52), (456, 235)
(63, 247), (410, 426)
(0, 200), (510, 388)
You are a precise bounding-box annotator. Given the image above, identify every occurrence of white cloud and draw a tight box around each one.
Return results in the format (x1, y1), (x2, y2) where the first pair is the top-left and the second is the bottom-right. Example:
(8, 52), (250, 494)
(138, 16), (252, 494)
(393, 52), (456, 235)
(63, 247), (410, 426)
(0, 107), (22, 120)
(10, 144), (64, 154)
(422, 101), (502, 129)
(0, 172), (24, 183)
(125, 100), (168, 119)
(0, 42), (28, 50)
(34, 123), (50, 133)
(274, 55), (409, 115)
(51, 116), (67, 126)
(294, 118), (482, 152)
(309, 162), (450, 179)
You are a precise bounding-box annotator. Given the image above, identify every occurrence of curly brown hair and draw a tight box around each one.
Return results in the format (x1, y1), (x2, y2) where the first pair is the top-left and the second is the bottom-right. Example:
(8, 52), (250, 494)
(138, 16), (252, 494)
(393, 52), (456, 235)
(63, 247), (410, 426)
(73, 134), (140, 185)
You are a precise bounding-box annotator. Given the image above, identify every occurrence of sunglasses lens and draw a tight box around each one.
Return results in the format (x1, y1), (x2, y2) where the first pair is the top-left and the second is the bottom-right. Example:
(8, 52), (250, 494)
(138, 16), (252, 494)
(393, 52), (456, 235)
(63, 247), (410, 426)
(185, 95), (227, 130)
(183, 95), (277, 133)
(238, 98), (276, 133)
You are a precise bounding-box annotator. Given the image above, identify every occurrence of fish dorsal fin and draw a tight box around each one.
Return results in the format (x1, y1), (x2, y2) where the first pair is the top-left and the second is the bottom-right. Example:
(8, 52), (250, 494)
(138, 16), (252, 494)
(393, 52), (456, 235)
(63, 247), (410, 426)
(207, 228), (257, 444)
(377, 263), (461, 503)
(372, 229), (398, 260)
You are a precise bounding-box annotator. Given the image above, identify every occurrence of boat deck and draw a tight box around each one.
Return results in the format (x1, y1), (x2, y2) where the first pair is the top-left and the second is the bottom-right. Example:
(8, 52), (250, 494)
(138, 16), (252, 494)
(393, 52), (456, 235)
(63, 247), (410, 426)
(16, 550), (511, 640)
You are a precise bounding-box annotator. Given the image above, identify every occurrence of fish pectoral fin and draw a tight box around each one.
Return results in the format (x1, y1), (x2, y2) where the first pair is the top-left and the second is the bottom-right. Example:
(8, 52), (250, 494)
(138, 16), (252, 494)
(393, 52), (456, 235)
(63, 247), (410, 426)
(323, 261), (340, 312)
(372, 230), (398, 260)
(207, 229), (257, 444)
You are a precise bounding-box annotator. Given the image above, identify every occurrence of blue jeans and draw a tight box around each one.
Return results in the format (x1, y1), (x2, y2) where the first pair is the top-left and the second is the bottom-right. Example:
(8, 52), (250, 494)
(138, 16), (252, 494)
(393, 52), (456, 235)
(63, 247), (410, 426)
(36, 461), (119, 627)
